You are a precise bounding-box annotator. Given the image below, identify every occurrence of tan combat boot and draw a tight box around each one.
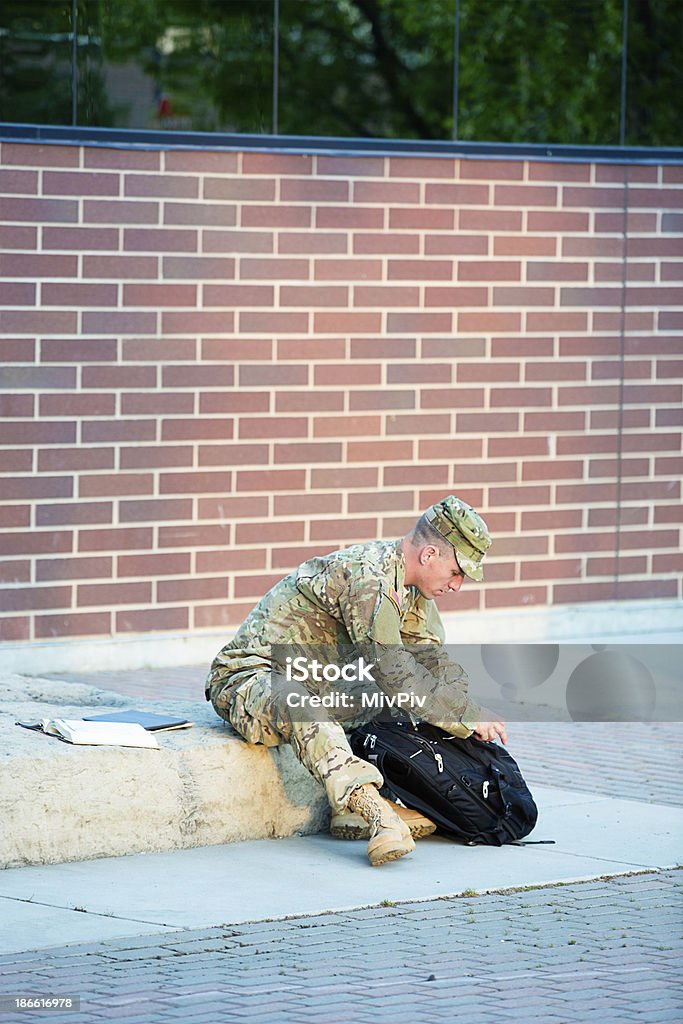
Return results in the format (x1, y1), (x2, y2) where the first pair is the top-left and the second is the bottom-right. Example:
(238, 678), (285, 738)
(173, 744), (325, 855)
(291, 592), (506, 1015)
(331, 800), (437, 841)
(345, 784), (416, 867)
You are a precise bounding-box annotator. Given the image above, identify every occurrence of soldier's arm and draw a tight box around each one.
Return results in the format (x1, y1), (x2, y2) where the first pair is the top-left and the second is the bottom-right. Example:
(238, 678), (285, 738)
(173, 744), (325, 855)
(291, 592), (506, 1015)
(339, 574), (482, 735)
(397, 595), (508, 740)
(399, 593), (445, 644)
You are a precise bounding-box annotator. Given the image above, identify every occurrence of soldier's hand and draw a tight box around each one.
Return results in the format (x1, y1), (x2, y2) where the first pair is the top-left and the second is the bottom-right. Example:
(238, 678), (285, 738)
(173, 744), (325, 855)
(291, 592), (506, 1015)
(473, 720), (507, 745)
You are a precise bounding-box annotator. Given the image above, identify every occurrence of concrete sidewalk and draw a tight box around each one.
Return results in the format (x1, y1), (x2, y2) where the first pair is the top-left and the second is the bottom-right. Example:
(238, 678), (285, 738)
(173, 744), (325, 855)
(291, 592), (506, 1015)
(0, 779), (681, 955)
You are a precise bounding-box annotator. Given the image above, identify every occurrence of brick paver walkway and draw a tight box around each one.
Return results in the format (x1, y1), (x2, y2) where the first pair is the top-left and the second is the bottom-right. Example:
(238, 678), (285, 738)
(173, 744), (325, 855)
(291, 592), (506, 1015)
(0, 870), (681, 1024)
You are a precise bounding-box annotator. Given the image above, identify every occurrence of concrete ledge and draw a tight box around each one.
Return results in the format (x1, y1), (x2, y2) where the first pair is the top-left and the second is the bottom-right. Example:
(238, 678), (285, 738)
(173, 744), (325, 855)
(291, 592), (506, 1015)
(441, 598), (683, 643)
(1, 676), (328, 870)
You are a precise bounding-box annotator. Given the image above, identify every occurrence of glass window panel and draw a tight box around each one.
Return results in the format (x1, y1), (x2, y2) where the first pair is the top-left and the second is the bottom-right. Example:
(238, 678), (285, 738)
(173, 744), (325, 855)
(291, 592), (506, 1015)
(97, 0), (274, 132)
(624, 0), (683, 146)
(0, 0), (74, 125)
(276, 0), (454, 139)
(0, 0), (680, 144)
(76, 0), (113, 127)
(457, 0), (625, 146)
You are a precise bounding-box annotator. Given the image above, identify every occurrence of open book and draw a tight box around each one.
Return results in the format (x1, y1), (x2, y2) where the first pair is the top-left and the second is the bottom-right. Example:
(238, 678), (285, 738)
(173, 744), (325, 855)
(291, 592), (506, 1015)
(16, 718), (160, 749)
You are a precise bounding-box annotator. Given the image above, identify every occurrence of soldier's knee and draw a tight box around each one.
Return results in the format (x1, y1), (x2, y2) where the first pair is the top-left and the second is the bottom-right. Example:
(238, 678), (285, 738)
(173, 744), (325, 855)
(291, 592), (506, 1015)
(208, 679), (234, 723)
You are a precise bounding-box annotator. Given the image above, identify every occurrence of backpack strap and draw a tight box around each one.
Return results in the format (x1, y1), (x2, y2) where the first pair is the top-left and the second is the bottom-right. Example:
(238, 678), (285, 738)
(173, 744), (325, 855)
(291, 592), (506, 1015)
(510, 839), (556, 845)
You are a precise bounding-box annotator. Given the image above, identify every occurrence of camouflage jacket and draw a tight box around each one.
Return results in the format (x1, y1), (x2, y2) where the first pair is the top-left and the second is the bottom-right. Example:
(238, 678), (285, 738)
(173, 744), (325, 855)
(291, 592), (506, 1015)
(205, 538), (481, 733)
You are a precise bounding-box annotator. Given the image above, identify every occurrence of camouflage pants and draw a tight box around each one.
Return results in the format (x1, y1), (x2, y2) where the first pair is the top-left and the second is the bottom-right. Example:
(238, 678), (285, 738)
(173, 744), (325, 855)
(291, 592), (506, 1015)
(208, 669), (383, 814)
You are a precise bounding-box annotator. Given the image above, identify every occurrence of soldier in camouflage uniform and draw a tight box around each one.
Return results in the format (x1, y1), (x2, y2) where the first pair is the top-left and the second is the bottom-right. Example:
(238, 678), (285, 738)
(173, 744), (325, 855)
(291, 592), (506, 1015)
(205, 496), (506, 866)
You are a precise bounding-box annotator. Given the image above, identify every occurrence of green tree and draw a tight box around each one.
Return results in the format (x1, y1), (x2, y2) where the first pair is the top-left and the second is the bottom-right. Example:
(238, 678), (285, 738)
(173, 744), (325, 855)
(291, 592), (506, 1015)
(1, 0), (681, 145)
(0, 1), (73, 124)
(101, 0), (683, 144)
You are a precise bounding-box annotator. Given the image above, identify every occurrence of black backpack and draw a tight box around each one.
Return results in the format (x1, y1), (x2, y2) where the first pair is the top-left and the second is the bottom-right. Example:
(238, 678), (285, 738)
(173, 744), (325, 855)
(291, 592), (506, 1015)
(349, 719), (539, 846)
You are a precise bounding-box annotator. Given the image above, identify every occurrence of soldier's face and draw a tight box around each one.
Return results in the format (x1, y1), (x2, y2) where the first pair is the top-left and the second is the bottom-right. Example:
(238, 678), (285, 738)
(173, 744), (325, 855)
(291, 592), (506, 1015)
(415, 547), (465, 600)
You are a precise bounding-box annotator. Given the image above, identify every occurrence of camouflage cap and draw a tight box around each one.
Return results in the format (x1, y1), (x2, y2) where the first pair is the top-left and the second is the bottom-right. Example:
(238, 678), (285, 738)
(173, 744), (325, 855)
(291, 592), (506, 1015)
(424, 496), (491, 582)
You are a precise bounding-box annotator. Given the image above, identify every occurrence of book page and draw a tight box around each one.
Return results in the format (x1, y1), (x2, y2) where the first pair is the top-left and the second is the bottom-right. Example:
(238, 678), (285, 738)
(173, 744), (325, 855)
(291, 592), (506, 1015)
(50, 720), (160, 749)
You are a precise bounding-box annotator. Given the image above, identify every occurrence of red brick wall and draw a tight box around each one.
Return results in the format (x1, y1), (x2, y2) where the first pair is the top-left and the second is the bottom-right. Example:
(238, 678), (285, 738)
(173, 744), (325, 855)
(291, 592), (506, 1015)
(0, 142), (681, 644)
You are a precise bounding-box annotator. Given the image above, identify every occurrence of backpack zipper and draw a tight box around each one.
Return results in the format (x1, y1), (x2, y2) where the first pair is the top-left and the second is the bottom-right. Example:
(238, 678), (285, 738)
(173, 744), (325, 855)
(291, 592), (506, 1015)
(459, 774), (509, 819)
(371, 731), (502, 836)
(403, 733), (445, 773)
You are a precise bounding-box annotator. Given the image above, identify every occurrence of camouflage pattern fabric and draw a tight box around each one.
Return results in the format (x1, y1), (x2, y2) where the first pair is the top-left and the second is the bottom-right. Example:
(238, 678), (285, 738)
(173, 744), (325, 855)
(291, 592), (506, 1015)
(206, 538), (481, 809)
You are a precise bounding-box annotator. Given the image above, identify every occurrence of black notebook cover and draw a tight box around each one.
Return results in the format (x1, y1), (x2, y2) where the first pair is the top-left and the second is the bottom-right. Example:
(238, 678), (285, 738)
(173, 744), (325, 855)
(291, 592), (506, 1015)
(83, 710), (192, 731)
